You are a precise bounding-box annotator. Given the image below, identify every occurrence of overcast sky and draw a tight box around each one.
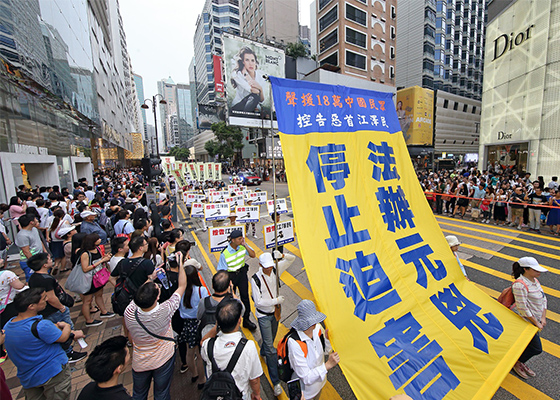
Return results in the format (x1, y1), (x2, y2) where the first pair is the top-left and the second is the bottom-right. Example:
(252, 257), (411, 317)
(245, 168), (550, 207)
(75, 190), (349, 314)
(120, 0), (313, 125)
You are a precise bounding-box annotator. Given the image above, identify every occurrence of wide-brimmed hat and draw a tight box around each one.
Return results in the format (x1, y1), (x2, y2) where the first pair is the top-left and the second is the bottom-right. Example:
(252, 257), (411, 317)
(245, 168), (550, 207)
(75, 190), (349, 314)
(80, 211), (96, 218)
(291, 300), (326, 331)
(184, 259), (201, 270)
(445, 235), (461, 247)
(518, 256), (548, 272)
(57, 225), (76, 237)
(259, 252), (274, 268)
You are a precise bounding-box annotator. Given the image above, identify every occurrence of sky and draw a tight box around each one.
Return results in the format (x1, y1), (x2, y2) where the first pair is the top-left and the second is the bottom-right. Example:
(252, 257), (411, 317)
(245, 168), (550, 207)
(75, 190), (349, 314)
(120, 0), (314, 126)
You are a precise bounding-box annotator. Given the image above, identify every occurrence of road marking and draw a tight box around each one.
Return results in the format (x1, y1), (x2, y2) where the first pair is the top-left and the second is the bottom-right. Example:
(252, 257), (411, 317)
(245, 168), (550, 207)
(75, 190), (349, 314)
(461, 259), (560, 299)
(441, 227), (560, 263)
(284, 243), (302, 259)
(501, 374), (555, 399)
(437, 215), (560, 243)
(439, 221), (560, 257)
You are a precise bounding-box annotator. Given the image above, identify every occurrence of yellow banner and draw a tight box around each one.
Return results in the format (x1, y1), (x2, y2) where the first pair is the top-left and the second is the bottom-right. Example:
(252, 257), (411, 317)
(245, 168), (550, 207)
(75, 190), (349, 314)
(270, 77), (535, 400)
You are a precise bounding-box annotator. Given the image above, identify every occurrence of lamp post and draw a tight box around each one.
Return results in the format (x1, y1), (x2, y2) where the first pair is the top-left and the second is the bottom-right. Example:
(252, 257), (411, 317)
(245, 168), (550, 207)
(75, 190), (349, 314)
(141, 94), (167, 156)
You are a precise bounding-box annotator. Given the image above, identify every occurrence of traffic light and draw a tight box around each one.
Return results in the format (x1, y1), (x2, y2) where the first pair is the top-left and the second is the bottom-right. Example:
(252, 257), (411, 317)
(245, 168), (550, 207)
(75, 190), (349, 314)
(142, 157), (162, 178)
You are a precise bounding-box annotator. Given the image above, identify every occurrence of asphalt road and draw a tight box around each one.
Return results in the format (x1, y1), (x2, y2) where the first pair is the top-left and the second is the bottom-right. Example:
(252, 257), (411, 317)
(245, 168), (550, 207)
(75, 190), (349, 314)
(177, 176), (560, 400)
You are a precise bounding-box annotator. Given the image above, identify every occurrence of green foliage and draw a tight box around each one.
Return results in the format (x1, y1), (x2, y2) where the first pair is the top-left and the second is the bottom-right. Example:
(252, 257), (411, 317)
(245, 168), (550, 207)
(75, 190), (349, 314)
(205, 122), (244, 160)
(168, 146), (191, 161)
(285, 41), (308, 59)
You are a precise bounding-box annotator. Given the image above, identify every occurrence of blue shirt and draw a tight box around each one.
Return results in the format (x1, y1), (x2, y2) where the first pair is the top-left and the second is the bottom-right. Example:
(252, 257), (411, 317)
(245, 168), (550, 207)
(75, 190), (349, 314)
(80, 220), (108, 244)
(179, 285), (209, 319)
(4, 316), (67, 389)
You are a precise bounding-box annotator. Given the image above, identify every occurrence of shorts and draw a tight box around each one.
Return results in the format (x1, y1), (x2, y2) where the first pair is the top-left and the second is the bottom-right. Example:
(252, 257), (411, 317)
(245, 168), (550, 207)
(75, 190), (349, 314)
(178, 318), (199, 348)
(511, 208), (524, 219)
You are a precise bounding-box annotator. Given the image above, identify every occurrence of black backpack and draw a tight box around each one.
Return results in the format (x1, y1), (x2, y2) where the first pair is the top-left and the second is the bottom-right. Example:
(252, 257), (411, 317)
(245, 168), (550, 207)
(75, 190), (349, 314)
(196, 295), (232, 342)
(111, 258), (143, 316)
(200, 337), (247, 400)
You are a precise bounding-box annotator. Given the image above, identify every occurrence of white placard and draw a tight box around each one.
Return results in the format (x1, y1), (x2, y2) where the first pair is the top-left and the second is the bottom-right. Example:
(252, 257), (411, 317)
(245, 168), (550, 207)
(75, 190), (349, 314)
(248, 191), (267, 205)
(184, 193), (206, 205)
(235, 206), (260, 223)
(263, 219), (295, 249)
(191, 202), (205, 218)
(210, 191), (228, 203)
(225, 195), (245, 208)
(209, 225), (246, 252)
(204, 203), (230, 221)
(228, 185), (238, 194)
(266, 198), (288, 215)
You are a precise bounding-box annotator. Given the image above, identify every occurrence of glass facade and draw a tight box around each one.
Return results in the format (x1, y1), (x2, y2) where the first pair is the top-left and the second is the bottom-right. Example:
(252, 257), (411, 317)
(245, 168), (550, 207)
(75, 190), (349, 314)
(485, 143), (529, 174)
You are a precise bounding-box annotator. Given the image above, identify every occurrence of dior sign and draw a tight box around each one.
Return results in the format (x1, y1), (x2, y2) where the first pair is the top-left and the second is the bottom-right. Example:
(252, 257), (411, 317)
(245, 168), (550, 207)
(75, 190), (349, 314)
(493, 25), (534, 61)
(497, 131), (513, 140)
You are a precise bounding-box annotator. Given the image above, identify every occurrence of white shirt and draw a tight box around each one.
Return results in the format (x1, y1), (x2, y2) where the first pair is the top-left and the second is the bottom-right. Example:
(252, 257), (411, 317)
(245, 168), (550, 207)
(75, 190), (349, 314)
(231, 70), (266, 107)
(114, 219), (134, 236)
(36, 208), (50, 229)
(46, 215), (73, 241)
(85, 190), (96, 202)
(251, 269), (278, 318)
(201, 331), (263, 400)
(109, 256), (125, 272)
(288, 326), (330, 400)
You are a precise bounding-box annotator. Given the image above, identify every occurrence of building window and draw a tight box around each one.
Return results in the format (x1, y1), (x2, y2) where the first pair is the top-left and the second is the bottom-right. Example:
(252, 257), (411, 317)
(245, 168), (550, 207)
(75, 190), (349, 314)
(390, 65), (395, 79)
(258, 2), (262, 11)
(472, 106), (477, 114)
(390, 46), (395, 59)
(453, 102), (458, 110)
(443, 99), (449, 108)
(259, 18), (263, 27)
(463, 104), (468, 112)
(319, 0), (333, 11)
(391, 5), (396, 19)
(320, 29), (338, 53)
(345, 4), (367, 27)
(390, 25), (396, 39)
(345, 50), (366, 70)
(345, 27), (366, 49)
(321, 51), (338, 67)
(319, 5), (337, 32)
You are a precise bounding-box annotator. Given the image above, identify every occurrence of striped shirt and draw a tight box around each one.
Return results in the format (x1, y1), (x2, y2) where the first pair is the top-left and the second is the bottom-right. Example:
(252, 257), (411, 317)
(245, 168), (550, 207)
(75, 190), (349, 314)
(512, 275), (547, 322)
(125, 292), (180, 372)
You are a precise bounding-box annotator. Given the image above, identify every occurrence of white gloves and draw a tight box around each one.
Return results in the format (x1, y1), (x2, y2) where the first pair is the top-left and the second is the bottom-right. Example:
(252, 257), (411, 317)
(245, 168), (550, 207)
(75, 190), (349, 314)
(275, 295), (285, 305)
(273, 250), (283, 259)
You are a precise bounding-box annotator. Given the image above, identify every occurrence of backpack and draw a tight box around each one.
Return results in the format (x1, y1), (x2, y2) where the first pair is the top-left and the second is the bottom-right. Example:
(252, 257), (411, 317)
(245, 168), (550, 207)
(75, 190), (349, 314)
(111, 258), (144, 316)
(196, 295), (231, 343)
(497, 279), (530, 309)
(277, 327), (325, 382)
(200, 337), (246, 400)
(115, 221), (132, 239)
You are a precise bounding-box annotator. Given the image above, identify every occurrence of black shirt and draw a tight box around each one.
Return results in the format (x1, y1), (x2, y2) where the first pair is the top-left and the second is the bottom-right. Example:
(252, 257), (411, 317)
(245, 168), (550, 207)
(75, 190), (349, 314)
(528, 193), (548, 210)
(77, 382), (132, 400)
(158, 269), (178, 303)
(110, 257), (154, 290)
(28, 273), (59, 317)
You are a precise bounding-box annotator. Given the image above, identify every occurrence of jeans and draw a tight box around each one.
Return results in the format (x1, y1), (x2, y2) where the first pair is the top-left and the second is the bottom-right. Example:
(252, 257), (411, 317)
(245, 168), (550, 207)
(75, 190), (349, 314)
(20, 259), (33, 281)
(528, 208), (542, 230)
(45, 307), (74, 355)
(258, 314), (280, 385)
(519, 332), (542, 363)
(133, 353), (176, 400)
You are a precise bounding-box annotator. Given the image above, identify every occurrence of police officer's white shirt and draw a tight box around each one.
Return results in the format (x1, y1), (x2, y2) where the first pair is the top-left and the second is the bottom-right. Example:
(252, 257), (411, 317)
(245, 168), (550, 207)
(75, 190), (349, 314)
(201, 331), (263, 400)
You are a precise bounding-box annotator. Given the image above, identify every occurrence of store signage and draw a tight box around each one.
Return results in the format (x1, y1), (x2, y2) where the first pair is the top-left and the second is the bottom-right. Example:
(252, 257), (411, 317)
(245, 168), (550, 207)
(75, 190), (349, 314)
(497, 131), (513, 140)
(13, 144), (48, 155)
(493, 25), (534, 61)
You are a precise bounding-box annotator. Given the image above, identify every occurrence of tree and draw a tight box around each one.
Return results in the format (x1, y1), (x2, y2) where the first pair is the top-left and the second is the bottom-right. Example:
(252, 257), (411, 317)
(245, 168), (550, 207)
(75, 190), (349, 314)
(285, 41), (308, 59)
(168, 146), (190, 161)
(204, 122), (244, 163)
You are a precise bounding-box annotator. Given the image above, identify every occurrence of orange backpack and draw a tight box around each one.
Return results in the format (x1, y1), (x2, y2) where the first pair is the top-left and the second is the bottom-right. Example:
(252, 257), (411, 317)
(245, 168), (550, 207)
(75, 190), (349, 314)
(277, 327), (325, 382)
(497, 279), (529, 309)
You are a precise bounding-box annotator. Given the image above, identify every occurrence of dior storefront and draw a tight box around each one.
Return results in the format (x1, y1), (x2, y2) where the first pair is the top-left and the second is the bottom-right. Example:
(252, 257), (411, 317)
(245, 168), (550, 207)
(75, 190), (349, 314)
(479, 0), (560, 179)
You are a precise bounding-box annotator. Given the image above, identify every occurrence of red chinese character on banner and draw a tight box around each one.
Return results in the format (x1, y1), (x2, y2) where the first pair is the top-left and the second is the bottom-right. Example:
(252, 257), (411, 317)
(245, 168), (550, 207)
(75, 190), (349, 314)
(345, 96), (354, 108)
(219, 229), (224, 234)
(286, 91), (297, 106)
(301, 93), (314, 106)
(332, 95), (342, 108)
(212, 230), (218, 236)
(369, 99), (379, 110)
(357, 97), (367, 108)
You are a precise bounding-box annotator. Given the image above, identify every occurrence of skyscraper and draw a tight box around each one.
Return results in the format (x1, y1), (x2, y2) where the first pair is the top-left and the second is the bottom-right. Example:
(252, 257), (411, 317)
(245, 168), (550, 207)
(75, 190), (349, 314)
(240, 0), (299, 44)
(396, 0), (487, 100)
(176, 83), (195, 143)
(133, 72), (148, 134)
(312, 0), (397, 85)
(193, 0), (240, 105)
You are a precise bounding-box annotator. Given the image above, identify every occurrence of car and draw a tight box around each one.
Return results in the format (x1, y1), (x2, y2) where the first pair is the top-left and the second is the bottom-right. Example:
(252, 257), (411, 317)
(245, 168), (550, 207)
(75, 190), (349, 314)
(236, 172), (262, 186)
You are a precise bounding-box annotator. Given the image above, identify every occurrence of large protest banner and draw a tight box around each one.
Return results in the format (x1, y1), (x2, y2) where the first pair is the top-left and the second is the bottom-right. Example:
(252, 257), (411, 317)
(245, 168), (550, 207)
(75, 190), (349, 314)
(270, 77), (536, 400)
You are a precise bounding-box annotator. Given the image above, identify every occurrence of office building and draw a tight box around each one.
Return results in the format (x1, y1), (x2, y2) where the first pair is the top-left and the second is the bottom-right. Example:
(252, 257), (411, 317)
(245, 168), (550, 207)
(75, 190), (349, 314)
(479, 0), (560, 179)
(300, 25), (312, 55)
(193, 0), (240, 105)
(133, 72), (148, 134)
(312, 0), (397, 84)
(0, 0), (140, 201)
(396, 0), (487, 100)
(240, 0), (299, 44)
(176, 83), (195, 143)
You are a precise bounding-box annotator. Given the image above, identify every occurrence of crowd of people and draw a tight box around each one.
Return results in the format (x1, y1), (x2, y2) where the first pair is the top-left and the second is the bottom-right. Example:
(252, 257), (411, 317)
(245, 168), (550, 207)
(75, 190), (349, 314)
(0, 169), (340, 400)
(419, 168), (560, 234)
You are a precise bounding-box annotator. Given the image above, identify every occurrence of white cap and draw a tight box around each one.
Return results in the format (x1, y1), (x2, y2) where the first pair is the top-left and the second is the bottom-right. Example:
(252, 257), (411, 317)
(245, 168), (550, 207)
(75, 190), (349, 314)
(259, 252), (275, 268)
(57, 225), (76, 237)
(518, 257), (548, 272)
(445, 235), (461, 247)
(80, 211), (96, 218)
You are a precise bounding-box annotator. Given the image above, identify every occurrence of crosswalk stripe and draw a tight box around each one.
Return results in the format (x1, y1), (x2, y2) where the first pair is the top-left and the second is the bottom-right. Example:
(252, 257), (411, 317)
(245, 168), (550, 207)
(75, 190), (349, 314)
(501, 374), (555, 400)
(437, 215), (560, 243)
(440, 221), (560, 257)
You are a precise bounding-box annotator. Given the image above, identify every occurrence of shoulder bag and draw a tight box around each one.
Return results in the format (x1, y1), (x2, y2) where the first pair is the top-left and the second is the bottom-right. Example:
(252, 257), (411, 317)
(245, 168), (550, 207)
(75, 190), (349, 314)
(134, 309), (176, 343)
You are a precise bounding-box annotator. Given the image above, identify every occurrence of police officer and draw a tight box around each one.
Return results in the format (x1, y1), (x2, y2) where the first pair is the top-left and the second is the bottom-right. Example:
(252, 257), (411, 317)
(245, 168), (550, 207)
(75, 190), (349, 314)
(217, 230), (257, 331)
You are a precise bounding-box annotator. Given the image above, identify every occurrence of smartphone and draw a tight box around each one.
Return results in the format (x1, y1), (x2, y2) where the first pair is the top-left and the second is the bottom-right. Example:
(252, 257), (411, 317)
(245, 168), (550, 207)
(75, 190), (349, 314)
(287, 378), (302, 400)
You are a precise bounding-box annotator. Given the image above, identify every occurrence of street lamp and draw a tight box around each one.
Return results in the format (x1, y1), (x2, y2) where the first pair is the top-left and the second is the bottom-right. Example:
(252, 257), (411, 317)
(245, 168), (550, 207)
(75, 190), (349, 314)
(141, 94), (167, 156)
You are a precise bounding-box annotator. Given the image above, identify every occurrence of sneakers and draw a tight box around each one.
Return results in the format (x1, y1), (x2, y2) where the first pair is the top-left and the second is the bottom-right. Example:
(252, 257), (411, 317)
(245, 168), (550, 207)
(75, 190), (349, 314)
(481, 219), (486, 223)
(100, 312), (115, 318)
(486, 219), (490, 224)
(85, 319), (103, 327)
(180, 364), (189, 374)
(522, 362), (536, 377)
(517, 225), (522, 230)
(243, 319), (257, 331)
(253, 234), (258, 239)
(513, 361), (528, 379)
(273, 383), (283, 396)
(68, 351), (88, 363)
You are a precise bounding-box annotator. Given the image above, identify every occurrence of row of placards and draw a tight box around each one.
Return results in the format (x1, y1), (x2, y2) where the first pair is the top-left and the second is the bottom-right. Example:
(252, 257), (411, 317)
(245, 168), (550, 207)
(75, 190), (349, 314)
(208, 220), (295, 252)
(161, 161), (223, 182)
(190, 201), (287, 222)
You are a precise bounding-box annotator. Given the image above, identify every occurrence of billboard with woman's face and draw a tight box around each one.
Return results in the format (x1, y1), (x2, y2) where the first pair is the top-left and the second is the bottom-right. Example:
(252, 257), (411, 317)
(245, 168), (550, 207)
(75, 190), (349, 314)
(222, 33), (285, 128)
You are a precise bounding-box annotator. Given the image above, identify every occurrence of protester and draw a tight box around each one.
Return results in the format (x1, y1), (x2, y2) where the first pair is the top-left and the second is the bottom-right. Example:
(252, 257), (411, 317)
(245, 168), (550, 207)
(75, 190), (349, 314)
(80, 210), (109, 244)
(288, 300), (339, 400)
(77, 335), (132, 400)
(511, 257), (548, 379)
(445, 235), (469, 279)
(124, 250), (187, 400)
(15, 214), (47, 281)
(109, 236), (130, 272)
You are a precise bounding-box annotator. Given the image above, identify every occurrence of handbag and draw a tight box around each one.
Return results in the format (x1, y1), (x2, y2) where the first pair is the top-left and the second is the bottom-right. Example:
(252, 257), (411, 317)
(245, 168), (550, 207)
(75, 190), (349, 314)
(261, 274), (281, 321)
(46, 275), (74, 307)
(93, 266), (110, 288)
(65, 252), (93, 294)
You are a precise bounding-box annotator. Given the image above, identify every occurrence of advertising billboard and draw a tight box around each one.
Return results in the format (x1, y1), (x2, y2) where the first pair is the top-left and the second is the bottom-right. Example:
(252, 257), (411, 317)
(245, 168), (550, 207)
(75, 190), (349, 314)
(213, 55), (225, 96)
(197, 104), (225, 130)
(222, 33), (284, 128)
(396, 86), (434, 146)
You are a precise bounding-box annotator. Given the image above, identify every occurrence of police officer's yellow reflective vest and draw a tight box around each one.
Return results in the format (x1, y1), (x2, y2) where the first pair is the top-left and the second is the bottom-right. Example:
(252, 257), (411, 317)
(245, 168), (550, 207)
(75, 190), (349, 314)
(222, 245), (246, 272)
